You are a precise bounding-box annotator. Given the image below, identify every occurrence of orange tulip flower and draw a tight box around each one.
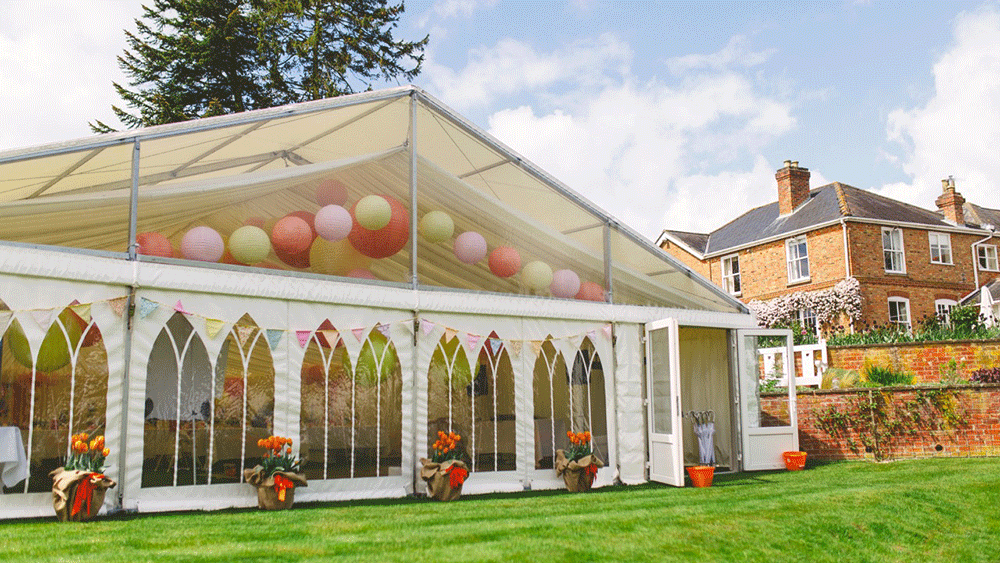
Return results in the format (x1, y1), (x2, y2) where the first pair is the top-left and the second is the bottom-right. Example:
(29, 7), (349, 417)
(102, 447), (111, 457)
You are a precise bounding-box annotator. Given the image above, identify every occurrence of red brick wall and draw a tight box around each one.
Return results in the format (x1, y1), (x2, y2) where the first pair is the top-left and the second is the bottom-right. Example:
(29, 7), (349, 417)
(828, 339), (1000, 384)
(762, 385), (1000, 461)
(658, 239), (710, 279)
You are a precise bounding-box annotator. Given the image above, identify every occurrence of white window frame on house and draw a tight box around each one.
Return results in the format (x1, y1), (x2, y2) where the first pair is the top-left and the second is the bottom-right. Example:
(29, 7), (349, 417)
(882, 227), (906, 274)
(785, 236), (810, 284)
(978, 244), (999, 271)
(797, 307), (818, 337)
(935, 299), (958, 324)
(928, 232), (953, 265)
(721, 254), (741, 296)
(888, 297), (911, 331)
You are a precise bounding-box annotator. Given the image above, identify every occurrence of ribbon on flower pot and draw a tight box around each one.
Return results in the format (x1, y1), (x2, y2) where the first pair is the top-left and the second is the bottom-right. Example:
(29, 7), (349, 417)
(446, 464), (468, 488)
(274, 474), (294, 502)
(50, 468), (116, 522)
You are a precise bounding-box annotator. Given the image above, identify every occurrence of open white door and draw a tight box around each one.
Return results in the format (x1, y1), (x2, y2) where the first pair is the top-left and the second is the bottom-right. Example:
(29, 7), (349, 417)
(737, 329), (798, 471)
(645, 319), (683, 486)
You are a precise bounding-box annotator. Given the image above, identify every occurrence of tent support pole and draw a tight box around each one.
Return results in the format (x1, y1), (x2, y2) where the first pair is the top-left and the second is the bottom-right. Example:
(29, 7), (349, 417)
(409, 92), (419, 290)
(604, 222), (613, 303)
(116, 138), (140, 512)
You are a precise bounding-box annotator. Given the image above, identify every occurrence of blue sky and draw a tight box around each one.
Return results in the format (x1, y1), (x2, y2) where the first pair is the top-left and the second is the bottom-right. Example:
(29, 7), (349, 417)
(2, 1), (997, 239)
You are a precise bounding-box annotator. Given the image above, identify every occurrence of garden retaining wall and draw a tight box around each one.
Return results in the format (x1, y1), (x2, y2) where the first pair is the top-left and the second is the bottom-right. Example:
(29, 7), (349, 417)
(827, 339), (1000, 384)
(762, 384), (1000, 461)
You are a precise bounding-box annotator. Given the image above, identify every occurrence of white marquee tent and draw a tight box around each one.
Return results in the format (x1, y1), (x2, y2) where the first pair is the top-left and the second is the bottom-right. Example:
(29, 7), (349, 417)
(0, 86), (797, 518)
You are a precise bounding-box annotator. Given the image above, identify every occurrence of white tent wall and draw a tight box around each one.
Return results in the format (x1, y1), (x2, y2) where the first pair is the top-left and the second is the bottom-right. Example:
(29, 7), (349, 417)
(613, 323), (646, 485)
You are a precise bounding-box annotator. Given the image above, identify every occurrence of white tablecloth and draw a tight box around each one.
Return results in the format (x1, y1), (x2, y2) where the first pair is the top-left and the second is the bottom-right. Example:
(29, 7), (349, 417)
(0, 426), (29, 489)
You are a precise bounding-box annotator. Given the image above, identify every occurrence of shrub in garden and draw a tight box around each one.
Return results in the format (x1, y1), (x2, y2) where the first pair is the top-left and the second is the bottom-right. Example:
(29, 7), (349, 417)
(862, 362), (913, 387)
(969, 367), (1000, 384)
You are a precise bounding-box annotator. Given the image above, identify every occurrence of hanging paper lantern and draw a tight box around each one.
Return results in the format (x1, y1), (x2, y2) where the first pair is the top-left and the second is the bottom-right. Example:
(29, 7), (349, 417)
(7, 311), (84, 372)
(355, 195), (392, 230)
(348, 195), (410, 259)
(288, 211), (318, 238)
(454, 231), (487, 264)
(310, 237), (372, 276)
(576, 281), (605, 302)
(314, 205), (353, 241)
(355, 333), (398, 386)
(181, 226), (224, 262)
(522, 261), (553, 291)
(488, 246), (521, 278)
(136, 232), (173, 258)
(244, 217), (266, 229)
(275, 244), (312, 269)
(229, 225), (271, 265)
(316, 178), (349, 207)
(550, 269), (582, 298)
(347, 268), (377, 280)
(272, 216), (313, 255)
(419, 210), (454, 243)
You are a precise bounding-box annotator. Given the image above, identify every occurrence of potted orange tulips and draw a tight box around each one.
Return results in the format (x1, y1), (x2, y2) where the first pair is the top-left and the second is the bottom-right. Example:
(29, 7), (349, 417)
(244, 436), (307, 510)
(555, 431), (603, 492)
(51, 433), (116, 522)
(419, 431), (469, 501)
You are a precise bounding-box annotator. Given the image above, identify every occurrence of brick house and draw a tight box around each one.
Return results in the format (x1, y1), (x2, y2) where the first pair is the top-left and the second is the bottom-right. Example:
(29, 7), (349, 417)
(657, 161), (1000, 333)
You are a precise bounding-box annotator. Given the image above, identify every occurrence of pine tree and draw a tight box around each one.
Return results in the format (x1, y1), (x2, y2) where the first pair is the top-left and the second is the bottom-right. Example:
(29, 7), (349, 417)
(92, 0), (427, 132)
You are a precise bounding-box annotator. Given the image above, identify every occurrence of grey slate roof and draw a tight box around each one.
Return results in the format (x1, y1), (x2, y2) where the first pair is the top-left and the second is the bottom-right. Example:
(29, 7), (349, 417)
(966, 203), (1000, 230)
(960, 278), (1000, 306)
(663, 182), (997, 257)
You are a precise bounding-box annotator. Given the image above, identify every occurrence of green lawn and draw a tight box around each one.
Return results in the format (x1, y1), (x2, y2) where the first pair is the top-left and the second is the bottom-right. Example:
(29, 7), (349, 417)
(3, 458), (999, 562)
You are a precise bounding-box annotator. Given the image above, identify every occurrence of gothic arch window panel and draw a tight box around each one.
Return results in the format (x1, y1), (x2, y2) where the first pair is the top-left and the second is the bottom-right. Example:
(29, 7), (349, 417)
(533, 338), (569, 470)
(353, 328), (402, 478)
(473, 334), (516, 472)
(0, 306), (109, 493)
(142, 312), (212, 488)
(427, 335), (473, 469)
(213, 314), (275, 484)
(298, 321), (354, 481)
(571, 337), (607, 462)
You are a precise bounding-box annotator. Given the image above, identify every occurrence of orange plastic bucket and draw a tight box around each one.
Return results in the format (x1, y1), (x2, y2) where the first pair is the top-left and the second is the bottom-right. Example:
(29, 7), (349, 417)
(686, 465), (715, 487)
(783, 451), (807, 471)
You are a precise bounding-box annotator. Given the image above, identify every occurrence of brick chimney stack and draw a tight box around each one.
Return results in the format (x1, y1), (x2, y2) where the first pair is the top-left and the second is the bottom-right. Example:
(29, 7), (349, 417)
(776, 160), (811, 216)
(935, 176), (965, 225)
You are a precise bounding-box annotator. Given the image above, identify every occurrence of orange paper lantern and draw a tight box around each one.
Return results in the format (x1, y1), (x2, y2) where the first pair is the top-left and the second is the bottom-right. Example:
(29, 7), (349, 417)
(576, 281), (605, 302)
(348, 195), (410, 259)
(136, 232), (173, 258)
(316, 179), (349, 207)
(272, 216), (313, 255)
(488, 246), (521, 278)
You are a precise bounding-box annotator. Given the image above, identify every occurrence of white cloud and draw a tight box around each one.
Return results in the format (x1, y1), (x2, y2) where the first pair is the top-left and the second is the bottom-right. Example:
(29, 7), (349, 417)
(883, 5), (1000, 215)
(417, 0), (498, 28)
(436, 35), (796, 235)
(665, 35), (776, 75)
(0, 1), (144, 150)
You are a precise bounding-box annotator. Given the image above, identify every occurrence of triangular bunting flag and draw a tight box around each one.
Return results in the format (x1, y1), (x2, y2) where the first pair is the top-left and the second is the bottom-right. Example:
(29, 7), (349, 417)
(444, 328), (458, 343)
(420, 319), (435, 335)
(465, 333), (480, 352)
(568, 333), (584, 350)
(488, 338), (502, 354)
(510, 340), (522, 357)
(296, 330), (312, 348)
(68, 299), (81, 306)
(236, 325), (255, 346)
(352, 327), (366, 342)
(205, 318), (226, 339)
(31, 309), (53, 330)
(529, 340), (543, 356)
(108, 297), (128, 318)
(138, 298), (159, 319)
(319, 330), (339, 348)
(587, 329), (597, 341)
(376, 323), (390, 338)
(174, 300), (191, 315)
(70, 303), (92, 324)
(602, 324), (613, 340)
(266, 329), (284, 351)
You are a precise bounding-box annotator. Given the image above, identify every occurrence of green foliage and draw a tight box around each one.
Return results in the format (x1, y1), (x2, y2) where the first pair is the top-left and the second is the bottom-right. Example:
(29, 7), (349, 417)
(828, 307), (1000, 346)
(93, 0), (428, 131)
(821, 367), (860, 389)
(862, 364), (914, 387)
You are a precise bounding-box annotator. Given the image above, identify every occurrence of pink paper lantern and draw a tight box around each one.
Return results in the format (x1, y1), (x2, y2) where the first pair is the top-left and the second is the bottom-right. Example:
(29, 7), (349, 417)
(348, 195), (410, 259)
(347, 268), (377, 280)
(314, 205), (353, 241)
(244, 216), (266, 229)
(454, 231), (487, 264)
(272, 216), (313, 255)
(136, 232), (173, 258)
(550, 269), (581, 298)
(488, 246), (521, 278)
(576, 281), (605, 302)
(288, 211), (318, 239)
(316, 179), (349, 207)
(180, 226), (224, 262)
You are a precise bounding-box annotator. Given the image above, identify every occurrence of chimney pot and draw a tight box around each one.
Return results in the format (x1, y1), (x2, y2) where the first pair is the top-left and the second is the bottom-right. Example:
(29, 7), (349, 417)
(942, 178), (950, 191)
(783, 160), (792, 167)
(776, 160), (810, 215)
(791, 161), (799, 168)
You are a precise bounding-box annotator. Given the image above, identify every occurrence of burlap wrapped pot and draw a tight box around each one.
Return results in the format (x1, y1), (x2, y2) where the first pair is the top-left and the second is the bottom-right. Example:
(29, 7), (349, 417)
(419, 458), (468, 502)
(555, 450), (604, 492)
(50, 468), (116, 522)
(244, 467), (308, 510)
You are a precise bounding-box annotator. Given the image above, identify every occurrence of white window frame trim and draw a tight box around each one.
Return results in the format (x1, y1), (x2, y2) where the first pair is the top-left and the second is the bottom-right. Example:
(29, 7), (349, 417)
(888, 296), (912, 330)
(785, 236), (810, 284)
(928, 231), (953, 265)
(721, 253), (741, 296)
(978, 244), (999, 272)
(935, 299), (958, 324)
(882, 227), (906, 274)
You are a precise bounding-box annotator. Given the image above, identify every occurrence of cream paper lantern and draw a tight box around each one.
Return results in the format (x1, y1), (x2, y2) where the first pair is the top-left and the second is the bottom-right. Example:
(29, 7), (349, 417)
(522, 260), (553, 291)
(355, 195), (392, 230)
(419, 210), (454, 243)
(228, 225), (271, 265)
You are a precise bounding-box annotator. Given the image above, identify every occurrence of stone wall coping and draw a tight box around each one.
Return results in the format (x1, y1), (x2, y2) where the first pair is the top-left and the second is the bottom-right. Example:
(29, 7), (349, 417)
(764, 382), (1000, 397)
(828, 338), (1000, 350)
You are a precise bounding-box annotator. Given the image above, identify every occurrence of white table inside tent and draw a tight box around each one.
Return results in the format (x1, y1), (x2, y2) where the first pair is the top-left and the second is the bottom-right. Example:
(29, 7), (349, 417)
(0, 426), (29, 490)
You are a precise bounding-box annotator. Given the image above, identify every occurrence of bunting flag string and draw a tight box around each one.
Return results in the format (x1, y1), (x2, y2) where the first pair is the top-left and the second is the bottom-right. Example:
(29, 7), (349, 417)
(509, 340), (523, 357)
(108, 297), (128, 318)
(31, 309), (53, 331)
(138, 298), (159, 320)
(205, 318), (226, 339)
(602, 324), (613, 340)
(319, 330), (339, 348)
(375, 324), (391, 338)
(69, 303), (92, 324)
(420, 319), (435, 335)
(488, 338), (502, 354)
(265, 329), (284, 351)
(236, 325), (255, 346)
(352, 327), (366, 342)
(444, 328), (458, 343)
(465, 333), (481, 352)
(529, 340), (543, 356)
(295, 330), (312, 348)
(174, 300), (191, 315)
